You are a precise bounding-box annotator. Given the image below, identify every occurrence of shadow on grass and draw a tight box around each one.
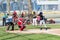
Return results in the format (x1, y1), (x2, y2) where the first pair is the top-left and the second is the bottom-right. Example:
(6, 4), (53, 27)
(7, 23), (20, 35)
(1, 34), (35, 40)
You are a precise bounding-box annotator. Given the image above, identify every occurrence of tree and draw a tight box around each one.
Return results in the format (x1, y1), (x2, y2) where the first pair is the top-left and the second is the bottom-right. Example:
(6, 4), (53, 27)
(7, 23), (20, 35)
(27, 0), (33, 21)
(27, 0), (32, 14)
(7, 0), (10, 14)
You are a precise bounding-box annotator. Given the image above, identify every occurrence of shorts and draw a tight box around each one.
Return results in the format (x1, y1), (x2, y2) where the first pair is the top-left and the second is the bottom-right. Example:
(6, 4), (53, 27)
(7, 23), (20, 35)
(6, 22), (14, 25)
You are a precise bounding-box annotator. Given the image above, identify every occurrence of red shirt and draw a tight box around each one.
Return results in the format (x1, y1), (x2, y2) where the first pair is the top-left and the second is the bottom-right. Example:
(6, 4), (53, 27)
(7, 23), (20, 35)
(17, 21), (23, 26)
(17, 18), (23, 26)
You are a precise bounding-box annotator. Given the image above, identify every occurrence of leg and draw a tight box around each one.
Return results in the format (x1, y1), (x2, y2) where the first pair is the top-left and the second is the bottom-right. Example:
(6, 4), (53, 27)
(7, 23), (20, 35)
(23, 26), (26, 29)
(40, 20), (43, 30)
(42, 20), (47, 30)
(18, 26), (21, 28)
(3, 18), (5, 26)
(35, 19), (37, 25)
(7, 23), (10, 30)
(20, 27), (23, 31)
(11, 22), (14, 30)
(43, 20), (47, 27)
(32, 19), (35, 26)
(20, 25), (26, 31)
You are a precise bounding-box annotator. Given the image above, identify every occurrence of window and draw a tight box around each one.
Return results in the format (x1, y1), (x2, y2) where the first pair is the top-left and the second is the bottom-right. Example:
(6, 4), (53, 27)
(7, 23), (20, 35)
(47, 5), (58, 11)
(47, 0), (58, 1)
(0, 5), (2, 11)
(37, 0), (58, 2)
(38, 0), (46, 1)
(11, 2), (19, 10)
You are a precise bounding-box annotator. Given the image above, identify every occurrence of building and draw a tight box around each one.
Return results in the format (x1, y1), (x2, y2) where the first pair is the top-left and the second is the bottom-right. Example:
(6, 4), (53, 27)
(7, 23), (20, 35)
(0, 0), (60, 12)
(36, 0), (60, 11)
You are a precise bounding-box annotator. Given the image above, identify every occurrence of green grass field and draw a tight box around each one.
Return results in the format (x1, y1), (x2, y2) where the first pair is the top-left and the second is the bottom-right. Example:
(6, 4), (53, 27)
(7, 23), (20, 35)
(0, 24), (60, 40)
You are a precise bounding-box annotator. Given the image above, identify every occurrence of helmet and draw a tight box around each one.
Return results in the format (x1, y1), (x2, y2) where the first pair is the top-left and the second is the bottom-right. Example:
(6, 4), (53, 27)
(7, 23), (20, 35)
(40, 12), (43, 15)
(19, 18), (23, 22)
(13, 11), (17, 15)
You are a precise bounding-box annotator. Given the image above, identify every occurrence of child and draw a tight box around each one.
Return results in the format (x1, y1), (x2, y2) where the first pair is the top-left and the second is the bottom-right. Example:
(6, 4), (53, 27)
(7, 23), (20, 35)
(32, 12), (37, 26)
(37, 15), (40, 25)
(39, 12), (47, 30)
(17, 17), (26, 31)
(6, 14), (14, 31)
(13, 11), (18, 24)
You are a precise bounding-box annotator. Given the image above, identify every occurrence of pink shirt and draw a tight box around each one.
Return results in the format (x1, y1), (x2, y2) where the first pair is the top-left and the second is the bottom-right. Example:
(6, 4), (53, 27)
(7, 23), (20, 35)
(37, 16), (40, 21)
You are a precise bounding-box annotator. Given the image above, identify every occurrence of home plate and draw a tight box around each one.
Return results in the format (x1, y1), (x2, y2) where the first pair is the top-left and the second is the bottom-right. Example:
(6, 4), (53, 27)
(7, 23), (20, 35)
(6, 29), (60, 36)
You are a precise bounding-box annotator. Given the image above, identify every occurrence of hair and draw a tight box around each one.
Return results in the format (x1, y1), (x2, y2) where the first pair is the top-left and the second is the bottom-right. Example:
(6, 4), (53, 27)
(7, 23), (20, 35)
(33, 11), (36, 15)
(40, 12), (43, 15)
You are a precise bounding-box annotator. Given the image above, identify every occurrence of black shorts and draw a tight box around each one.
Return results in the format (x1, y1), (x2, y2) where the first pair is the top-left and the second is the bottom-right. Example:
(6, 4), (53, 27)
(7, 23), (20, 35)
(6, 22), (14, 25)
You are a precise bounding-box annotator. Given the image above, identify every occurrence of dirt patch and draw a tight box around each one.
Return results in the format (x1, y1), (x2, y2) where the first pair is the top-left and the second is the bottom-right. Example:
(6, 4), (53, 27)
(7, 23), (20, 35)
(6, 29), (60, 36)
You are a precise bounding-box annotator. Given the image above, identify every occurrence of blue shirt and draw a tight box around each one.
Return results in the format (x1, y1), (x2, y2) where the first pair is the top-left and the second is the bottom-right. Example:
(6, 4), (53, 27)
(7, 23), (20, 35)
(6, 16), (13, 23)
(3, 13), (8, 18)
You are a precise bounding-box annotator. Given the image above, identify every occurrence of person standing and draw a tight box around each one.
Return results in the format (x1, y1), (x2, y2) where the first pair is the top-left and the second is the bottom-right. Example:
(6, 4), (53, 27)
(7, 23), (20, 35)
(6, 14), (14, 31)
(32, 12), (37, 26)
(3, 12), (8, 26)
(39, 12), (47, 30)
(13, 11), (18, 24)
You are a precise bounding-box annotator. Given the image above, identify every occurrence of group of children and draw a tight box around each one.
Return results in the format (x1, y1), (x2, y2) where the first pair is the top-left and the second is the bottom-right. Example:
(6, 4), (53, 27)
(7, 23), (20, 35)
(6, 11), (26, 31)
(5, 11), (47, 31)
(32, 12), (47, 30)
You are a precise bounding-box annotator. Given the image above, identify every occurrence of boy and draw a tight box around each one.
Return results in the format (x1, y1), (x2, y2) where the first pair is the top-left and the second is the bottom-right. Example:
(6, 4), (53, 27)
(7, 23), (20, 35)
(17, 17), (26, 31)
(32, 12), (37, 26)
(13, 11), (18, 24)
(6, 14), (14, 31)
(39, 12), (47, 30)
